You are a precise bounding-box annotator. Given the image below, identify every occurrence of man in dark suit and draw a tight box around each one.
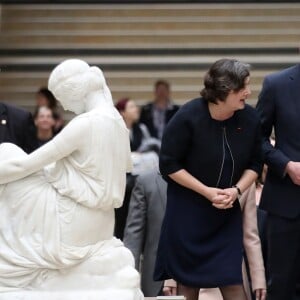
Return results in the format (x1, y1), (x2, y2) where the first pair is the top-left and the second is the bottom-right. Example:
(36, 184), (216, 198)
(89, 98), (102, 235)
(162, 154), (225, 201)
(256, 64), (300, 300)
(139, 80), (179, 140)
(123, 170), (167, 297)
(0, 102), (37, 153)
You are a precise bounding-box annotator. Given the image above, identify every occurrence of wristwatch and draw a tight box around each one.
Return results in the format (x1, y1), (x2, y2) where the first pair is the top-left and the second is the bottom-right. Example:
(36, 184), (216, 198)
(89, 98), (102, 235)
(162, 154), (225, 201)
(232, 185), (242, 198)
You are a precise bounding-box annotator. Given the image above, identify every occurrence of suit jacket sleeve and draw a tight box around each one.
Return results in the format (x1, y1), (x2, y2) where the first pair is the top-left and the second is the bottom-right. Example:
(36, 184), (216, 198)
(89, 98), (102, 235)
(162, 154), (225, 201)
(240, 184), (266, 291)
(245, 111), (264, 176)
(123, 175), (147, 271)
(256, 76), (290, 177)
(22, 111), (38, 153)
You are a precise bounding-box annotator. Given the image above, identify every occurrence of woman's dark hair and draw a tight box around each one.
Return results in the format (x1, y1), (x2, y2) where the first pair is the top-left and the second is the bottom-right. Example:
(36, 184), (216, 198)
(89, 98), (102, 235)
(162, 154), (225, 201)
(115, 97), (130, 112)
(200, 59), (250, 104)
(37, 87), (58, 109)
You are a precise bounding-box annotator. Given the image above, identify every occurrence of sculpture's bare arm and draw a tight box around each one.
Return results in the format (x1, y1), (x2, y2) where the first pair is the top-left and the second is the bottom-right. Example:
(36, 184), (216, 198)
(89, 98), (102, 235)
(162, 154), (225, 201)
(0, 117), (88, 185)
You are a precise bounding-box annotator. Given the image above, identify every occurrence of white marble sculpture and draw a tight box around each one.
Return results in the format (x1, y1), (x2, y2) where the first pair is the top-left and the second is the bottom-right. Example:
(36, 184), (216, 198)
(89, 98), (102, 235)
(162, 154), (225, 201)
(0, 59), (143, 300)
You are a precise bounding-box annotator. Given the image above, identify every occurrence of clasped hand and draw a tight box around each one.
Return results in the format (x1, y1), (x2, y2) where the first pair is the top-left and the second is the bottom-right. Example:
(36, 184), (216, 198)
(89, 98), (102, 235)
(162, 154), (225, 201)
(206, 187), (239, 209)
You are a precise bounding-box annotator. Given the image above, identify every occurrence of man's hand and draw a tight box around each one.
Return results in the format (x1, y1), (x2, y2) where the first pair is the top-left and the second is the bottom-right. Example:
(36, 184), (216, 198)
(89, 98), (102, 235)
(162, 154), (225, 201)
(286, 161), (300, 185)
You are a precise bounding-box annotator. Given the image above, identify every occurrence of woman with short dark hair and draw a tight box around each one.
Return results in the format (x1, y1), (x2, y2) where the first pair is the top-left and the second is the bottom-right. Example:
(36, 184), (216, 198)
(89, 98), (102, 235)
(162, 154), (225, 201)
(201, 58), (250, 104)
(154, 59), (264, 300)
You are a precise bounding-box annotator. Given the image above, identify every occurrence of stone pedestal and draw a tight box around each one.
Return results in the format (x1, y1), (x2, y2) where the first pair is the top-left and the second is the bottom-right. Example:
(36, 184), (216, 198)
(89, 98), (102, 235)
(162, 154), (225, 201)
(0, 290), (144, 300)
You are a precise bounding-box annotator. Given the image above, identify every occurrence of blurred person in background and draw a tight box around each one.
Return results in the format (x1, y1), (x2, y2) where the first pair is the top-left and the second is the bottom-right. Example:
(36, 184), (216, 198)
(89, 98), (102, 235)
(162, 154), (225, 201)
(0, 102), (37, 153)
(34, 106), (55, 147)
(139, 80), (179, 140)
(35, 87), (64, 133)
(123, 170), (166, 297)
(114, 97), (160, 240)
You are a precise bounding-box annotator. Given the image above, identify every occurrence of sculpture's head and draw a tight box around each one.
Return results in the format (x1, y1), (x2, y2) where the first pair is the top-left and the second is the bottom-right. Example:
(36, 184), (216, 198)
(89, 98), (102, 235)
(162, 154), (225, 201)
(48, 59), (112, 114)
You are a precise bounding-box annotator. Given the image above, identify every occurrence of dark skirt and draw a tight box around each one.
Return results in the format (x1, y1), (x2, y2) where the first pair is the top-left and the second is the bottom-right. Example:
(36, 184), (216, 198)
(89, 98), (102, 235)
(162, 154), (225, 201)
(154, 182), (243, 288)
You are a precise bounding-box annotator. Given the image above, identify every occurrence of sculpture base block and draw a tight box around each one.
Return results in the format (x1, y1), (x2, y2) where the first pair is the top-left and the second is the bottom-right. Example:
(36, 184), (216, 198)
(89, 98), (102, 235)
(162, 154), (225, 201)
(0, 289), (144, 300)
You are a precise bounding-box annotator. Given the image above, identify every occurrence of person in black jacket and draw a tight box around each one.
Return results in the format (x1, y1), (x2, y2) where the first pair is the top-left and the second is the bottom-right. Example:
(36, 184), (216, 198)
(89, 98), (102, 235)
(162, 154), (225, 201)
(139, 80), (179, 140)
(154, 59), (263, 300)
(256, 64), (300, 300)
(0, 102), (37, 153)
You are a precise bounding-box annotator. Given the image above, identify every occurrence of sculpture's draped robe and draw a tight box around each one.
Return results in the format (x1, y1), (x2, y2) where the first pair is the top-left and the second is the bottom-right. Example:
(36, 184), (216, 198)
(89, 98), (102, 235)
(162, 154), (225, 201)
(0, 105), (137, 292)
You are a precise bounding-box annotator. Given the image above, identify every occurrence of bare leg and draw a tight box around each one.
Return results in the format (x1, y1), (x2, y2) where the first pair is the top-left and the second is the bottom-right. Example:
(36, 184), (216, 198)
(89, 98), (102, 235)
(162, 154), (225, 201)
(177, 283), (199, 300)
(220, 284), (247, 300)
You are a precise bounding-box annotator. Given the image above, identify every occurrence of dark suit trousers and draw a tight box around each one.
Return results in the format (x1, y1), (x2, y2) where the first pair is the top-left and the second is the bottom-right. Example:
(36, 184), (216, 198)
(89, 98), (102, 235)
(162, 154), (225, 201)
(266, 214), (300, 300)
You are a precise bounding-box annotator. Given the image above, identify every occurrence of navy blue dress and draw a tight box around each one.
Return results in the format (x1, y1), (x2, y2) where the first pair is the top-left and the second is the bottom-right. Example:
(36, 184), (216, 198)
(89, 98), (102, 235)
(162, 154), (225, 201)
(153, 99), (262, 288)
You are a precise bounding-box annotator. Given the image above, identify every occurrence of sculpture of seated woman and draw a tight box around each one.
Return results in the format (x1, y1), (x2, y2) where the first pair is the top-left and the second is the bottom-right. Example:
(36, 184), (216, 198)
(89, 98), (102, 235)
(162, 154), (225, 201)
(0, 59), (143, 300)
